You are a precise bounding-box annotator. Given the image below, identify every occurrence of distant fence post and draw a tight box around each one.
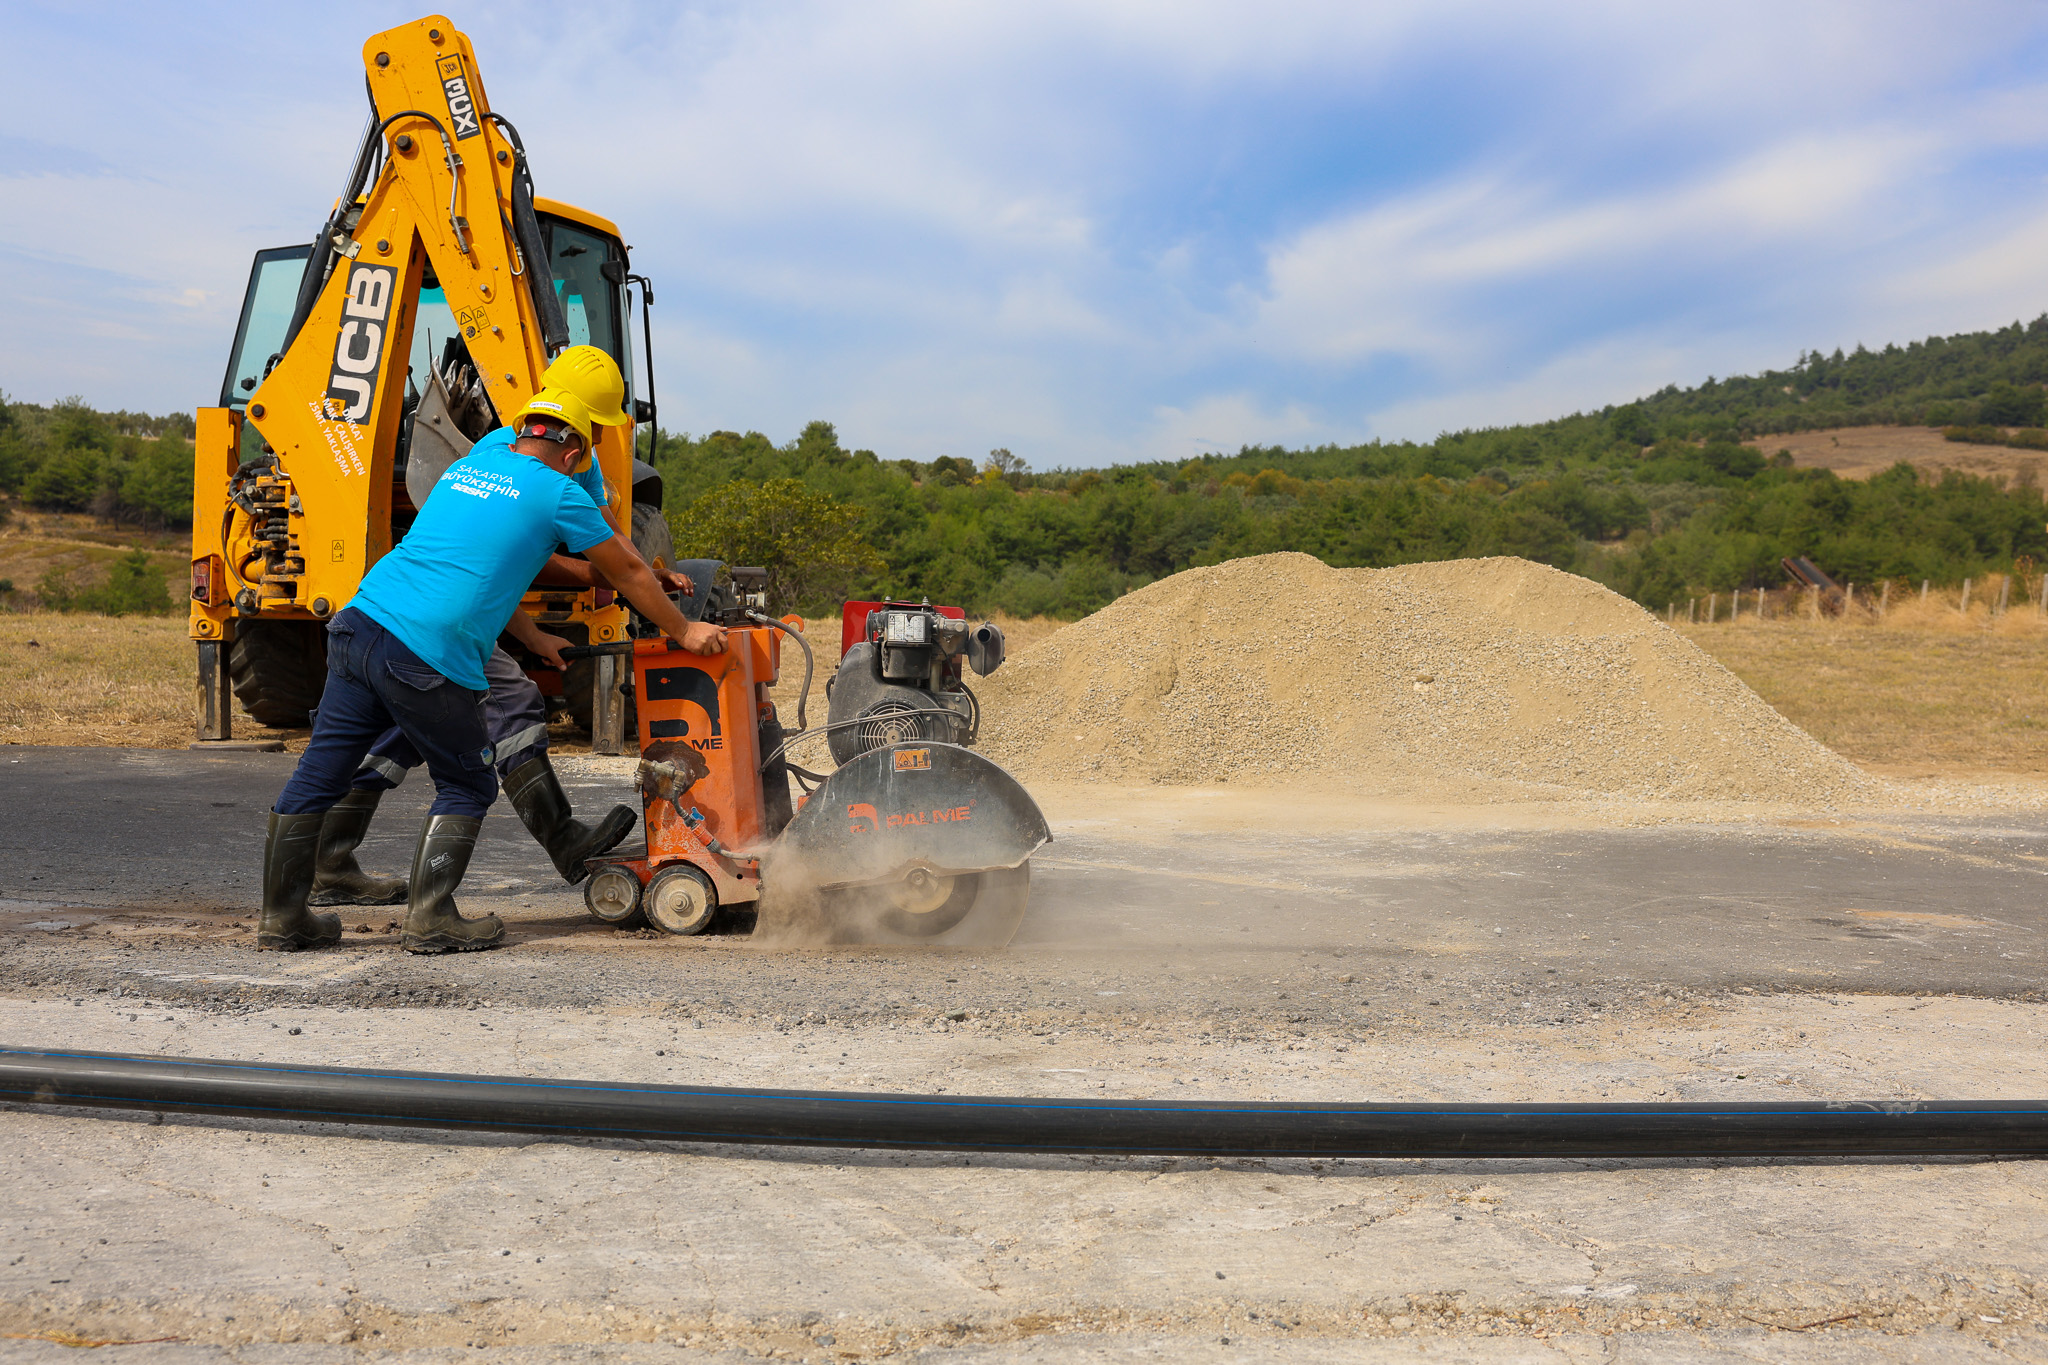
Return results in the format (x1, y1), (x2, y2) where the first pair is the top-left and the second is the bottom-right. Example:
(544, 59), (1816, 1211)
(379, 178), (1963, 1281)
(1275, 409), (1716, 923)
(1998, 574), (2012, 616)
(1689, 598), (1696, 624)
(1962, 578), (1972, 614)
(1880, 580), (1891, 617)
(1708, 593), (1717, 624)
(1922, 579), (1931, 605)
(1809, 586), (1820, 620)
(1757, 587), (1765, 619)
(1846, 583), (1856, 613)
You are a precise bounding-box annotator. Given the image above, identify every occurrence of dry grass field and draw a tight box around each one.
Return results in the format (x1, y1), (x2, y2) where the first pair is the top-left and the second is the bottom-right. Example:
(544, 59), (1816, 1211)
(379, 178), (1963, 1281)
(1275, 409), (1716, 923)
(1677, 587), (2048, 777)
(3, 587), (2041, 782)
(0, 613), (209, 748)
(1744, 424), (2047, 483)
(0, 510), (187, 611)
(0, 609), (1069, 754)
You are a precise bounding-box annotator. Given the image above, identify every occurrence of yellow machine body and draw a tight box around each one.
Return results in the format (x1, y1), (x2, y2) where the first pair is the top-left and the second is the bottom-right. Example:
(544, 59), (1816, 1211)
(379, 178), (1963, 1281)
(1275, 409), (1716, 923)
(189, 16), (649, 744)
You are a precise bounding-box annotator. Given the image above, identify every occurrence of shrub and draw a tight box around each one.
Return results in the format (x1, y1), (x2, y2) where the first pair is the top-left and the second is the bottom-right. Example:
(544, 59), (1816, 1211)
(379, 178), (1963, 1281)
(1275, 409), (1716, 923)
(38, 549), (173, 616)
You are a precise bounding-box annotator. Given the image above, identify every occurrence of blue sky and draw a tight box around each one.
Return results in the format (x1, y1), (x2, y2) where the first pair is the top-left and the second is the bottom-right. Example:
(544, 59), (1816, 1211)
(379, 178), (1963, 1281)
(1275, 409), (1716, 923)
(8, 2), (2048, 467)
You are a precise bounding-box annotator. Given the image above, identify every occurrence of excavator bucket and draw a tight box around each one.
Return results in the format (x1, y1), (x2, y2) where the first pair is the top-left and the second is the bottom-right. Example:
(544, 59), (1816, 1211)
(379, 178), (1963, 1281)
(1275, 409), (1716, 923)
(768, 742), (1050, 946)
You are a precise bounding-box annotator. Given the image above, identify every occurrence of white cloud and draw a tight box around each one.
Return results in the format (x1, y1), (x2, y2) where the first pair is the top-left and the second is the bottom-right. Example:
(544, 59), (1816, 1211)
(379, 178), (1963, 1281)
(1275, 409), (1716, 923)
(1250, 130), (1929, 367)
(1362, 335), (1749, 442)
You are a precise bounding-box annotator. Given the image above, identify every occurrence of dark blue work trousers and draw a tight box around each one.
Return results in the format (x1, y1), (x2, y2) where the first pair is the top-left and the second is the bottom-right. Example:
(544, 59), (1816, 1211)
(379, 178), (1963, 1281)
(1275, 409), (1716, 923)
(351, 646), (550, 792)
(272, 607), (498, 819)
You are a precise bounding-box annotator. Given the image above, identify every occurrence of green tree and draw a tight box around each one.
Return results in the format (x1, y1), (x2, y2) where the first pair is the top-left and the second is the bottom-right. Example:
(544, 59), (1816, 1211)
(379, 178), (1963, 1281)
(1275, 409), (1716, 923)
(671, 478), (884, 614)
(115, 437), (194, 527)
(25, 447), (101, 511)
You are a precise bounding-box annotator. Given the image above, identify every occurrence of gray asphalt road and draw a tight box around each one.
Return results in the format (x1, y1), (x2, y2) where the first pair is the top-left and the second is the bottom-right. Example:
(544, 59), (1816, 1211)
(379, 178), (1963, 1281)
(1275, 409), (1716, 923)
(0, 747), (2042, 1031)
(7, 748), (2048, 1361)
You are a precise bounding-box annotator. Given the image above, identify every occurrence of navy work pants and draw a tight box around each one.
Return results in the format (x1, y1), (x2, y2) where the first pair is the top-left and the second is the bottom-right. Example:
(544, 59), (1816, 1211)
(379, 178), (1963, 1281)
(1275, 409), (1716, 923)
(272, 608), (498, 820)
(351, 646), (550, 792)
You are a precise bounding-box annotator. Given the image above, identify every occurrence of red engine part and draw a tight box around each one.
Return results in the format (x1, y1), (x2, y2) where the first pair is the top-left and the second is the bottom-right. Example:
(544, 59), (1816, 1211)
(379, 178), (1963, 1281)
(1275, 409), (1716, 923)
(839, 599), (965, 660)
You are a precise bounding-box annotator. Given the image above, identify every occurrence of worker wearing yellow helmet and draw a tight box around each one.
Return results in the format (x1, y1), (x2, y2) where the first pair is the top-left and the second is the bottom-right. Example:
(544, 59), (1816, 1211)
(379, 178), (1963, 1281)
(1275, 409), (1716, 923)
(307, 349), (699, 926)
(261, 368), (724, 958)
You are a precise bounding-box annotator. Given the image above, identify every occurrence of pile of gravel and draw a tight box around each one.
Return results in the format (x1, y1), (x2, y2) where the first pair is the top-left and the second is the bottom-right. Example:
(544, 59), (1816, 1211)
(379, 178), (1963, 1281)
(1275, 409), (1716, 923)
(976, 552), (1873, 803)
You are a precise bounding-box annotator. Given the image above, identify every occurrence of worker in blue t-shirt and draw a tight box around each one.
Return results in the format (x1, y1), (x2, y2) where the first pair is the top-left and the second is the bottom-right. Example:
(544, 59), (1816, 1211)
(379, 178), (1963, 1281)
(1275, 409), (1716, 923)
(306, 347), (692, 907)
(259, 385), (724, 955)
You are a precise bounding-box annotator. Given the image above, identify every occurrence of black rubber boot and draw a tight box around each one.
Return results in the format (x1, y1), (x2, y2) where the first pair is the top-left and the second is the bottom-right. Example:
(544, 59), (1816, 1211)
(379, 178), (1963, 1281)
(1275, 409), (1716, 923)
(308, 787), (408, 906)
(400, 814), (503, 954)
(503, 755), (636, 885)
(257, 811), (344, 952)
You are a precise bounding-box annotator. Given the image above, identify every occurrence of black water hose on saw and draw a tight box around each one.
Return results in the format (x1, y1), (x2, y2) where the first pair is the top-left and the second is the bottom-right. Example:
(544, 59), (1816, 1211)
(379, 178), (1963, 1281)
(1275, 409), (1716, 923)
(4, 1047), (2047, 1159)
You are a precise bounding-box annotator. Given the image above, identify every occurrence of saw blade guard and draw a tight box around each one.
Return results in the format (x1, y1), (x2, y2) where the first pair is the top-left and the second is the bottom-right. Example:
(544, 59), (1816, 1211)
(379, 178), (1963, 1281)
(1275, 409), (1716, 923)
(775, 742), (1049, 889)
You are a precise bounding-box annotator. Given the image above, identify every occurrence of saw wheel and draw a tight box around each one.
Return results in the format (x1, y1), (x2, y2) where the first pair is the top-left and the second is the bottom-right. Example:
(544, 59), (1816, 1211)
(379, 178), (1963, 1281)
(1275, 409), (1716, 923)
(831, 862), (1033, 947)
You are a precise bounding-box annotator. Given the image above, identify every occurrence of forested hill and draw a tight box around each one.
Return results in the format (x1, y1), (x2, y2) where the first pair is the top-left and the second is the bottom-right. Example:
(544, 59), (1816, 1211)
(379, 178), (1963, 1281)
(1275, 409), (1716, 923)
(1625, 313), (2048, 438)
(641, 312), (2048, 616)
(11, 310), (2048, 615)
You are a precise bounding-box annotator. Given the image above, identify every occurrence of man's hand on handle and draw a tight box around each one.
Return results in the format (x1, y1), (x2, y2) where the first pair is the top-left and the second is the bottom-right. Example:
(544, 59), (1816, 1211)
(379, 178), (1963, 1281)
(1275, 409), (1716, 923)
(503, 611), (575, 669)
(586, 535), (726, 656)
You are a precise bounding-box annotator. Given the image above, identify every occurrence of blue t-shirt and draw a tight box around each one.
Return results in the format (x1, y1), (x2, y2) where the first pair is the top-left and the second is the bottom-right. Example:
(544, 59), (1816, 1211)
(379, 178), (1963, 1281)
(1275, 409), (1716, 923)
(350, 436), (613, 689)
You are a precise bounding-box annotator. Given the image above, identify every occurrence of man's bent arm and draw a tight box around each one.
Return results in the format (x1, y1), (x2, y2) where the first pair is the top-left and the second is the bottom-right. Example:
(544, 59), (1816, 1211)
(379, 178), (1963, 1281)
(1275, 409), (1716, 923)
(586, 535), (724, 655)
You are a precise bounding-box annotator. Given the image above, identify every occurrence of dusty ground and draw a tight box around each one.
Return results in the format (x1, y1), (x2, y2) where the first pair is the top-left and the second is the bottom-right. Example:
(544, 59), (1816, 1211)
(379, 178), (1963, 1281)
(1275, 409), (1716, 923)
(5, 752), (2048, 1360)
(1745, 424), (2047, 482)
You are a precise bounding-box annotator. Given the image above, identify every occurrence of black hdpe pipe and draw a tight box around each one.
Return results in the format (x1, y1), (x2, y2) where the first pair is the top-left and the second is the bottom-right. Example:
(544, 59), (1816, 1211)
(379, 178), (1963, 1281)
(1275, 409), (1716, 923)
(5, 1047), (2048, 1159)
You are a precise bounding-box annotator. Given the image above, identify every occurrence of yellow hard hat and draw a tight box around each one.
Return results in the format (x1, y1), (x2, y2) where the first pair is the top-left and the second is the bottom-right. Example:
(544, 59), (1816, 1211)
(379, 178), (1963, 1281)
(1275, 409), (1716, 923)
(542, 345), (630, 426)
(509, 387), (597, 459)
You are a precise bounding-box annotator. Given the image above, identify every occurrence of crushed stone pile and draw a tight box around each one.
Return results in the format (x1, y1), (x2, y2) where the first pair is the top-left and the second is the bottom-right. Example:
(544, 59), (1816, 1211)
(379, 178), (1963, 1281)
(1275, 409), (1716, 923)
(975, 552), (1874, 803)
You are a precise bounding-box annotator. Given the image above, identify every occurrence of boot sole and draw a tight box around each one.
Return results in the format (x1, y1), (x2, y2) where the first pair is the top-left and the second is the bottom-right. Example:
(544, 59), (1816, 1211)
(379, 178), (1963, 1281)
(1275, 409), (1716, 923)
(401, 935), (504, 955)
(256, 935), (342, 952)
(555, 807), (640, 886)
(309, 888), (408, 907)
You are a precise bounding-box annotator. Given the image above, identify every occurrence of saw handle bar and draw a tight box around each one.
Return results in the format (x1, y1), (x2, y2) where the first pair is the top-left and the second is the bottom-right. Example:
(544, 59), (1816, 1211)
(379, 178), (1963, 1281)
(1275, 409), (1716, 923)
(555, 643), (635, 661)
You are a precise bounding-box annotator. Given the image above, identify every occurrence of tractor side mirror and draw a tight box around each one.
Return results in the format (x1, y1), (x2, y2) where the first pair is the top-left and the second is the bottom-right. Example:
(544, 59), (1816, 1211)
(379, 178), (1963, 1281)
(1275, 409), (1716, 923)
(634, 398), (655, 425)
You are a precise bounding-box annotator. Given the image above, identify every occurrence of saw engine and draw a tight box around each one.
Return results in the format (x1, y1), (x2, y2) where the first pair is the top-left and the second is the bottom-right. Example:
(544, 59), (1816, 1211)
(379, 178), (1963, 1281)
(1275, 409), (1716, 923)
(579, 587), (1046, 946)
(824, 601), (1006, 764)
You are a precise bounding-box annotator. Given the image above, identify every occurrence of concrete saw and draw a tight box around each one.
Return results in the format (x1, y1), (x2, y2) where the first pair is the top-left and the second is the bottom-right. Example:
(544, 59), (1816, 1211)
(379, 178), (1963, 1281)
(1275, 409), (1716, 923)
(571, 587), (1048, 946)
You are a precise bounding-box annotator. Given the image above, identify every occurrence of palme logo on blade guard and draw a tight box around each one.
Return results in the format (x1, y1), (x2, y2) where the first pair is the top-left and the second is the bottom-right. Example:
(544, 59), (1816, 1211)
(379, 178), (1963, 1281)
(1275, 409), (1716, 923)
(846, 800), (973, 835)
(893, 748), (931, 772)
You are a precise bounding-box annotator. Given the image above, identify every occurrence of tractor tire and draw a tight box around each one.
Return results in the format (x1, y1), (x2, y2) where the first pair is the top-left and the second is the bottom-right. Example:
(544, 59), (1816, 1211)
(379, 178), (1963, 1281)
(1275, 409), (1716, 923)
(632, 501), (675, 578)
(228, 619), (328, 728)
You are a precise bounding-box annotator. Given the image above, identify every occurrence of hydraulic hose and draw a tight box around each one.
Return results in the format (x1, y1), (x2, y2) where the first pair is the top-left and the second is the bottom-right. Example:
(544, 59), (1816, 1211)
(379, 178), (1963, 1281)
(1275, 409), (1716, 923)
(4, 1047), (2047, 1159)
(486, 113), (570, 357)
(747, 610), (813, 732)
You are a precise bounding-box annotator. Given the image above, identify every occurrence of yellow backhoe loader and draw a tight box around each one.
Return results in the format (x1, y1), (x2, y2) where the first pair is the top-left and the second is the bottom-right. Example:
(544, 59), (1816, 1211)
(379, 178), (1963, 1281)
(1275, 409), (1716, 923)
(189, 14), (670, 752)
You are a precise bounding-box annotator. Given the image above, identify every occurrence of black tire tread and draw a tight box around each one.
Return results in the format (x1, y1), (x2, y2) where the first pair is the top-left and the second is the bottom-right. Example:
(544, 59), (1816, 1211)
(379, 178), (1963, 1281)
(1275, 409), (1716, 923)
(228, 620), (327, 728)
